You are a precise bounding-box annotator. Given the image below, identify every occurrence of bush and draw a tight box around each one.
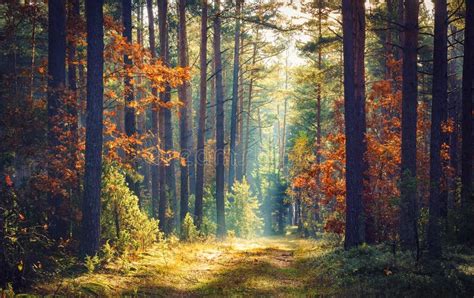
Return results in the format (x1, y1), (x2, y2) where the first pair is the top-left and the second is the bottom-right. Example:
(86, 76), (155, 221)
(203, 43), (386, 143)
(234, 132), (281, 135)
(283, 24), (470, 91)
(200, 216), (217, 237)
(226, 180), (263, 238)
(180, 213), (198, 242)
(101, 163), (160, 253)
(302, 242), (471, 297)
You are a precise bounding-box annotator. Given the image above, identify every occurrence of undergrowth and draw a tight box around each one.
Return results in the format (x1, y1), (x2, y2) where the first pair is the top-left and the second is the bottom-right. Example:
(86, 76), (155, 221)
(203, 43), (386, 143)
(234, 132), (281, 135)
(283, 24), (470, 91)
(299, 239), (474, 297)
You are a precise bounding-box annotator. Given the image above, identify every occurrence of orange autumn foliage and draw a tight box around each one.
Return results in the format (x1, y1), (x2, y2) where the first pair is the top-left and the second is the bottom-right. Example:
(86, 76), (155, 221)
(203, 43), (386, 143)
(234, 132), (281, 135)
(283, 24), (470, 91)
(289, 57), (434, 242)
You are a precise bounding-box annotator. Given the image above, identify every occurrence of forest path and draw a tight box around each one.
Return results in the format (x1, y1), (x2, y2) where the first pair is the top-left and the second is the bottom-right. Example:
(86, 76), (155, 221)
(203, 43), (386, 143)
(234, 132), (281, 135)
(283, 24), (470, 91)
(36, 234), (323, 296)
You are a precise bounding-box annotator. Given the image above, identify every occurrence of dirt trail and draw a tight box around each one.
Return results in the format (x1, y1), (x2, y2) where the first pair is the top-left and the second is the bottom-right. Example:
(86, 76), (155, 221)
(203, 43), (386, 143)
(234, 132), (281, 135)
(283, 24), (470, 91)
(34, 236), (318, 296)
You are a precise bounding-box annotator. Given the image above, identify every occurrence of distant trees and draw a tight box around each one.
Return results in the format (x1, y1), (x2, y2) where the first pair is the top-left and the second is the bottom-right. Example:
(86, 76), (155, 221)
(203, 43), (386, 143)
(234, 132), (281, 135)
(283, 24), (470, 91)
(341, 0), (367, 249)
(81, 0), (104, 257)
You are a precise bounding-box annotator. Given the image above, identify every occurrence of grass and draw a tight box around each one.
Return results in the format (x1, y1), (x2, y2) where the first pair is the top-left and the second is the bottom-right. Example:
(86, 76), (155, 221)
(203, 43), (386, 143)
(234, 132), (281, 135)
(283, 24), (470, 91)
(28, 232), (474, 297)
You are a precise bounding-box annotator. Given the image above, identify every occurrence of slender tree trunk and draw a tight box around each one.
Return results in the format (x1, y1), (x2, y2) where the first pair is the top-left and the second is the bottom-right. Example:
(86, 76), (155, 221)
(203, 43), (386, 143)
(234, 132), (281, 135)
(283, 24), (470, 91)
(214, 0), (226, 238)
(236, 33), (245, 181)
(208, 57), (216, 140)
(123, 0), (138, 196)
(427, 0), (447, 258)
(158, 0), (169, 231)
(461, 2), (474, 196)
(178, 0), (192, 222)
(195, 0), (208, 229)
(158, 0), (177, 232)
(137, 0), (150, 201)
(460, 0), (473, 242)
(68, 0), (80, 203)
(342, 0), (366, 249)
(48, 0), (68, 241)
(81, 0), (104, 257)
(447, 25), (460, 212)
(228, 0), (242, 188)
(400, 0), (419, 252)
(243, 30), (258, 176)
(146, 0), (159, 218)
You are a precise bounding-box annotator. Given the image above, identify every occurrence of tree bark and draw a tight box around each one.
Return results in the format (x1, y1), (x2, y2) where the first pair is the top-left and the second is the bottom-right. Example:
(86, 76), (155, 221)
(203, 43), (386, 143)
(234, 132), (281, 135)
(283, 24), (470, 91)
(461, 0), (473, 200)
(243, 30), (258, 177)
(195, 0), (208, 229)
(146, 0), (159, 219)
(158, 0), (177, 232)
(214, 0), (226, 238)
(178, 0), (192, 222)
(123, 0), (138, 196)
(342, 0), (366, 249)
(399, 0), (419, 252)
(460, 0), (473, 242)
(427, 0), (447, 258)
(228, 0), (242, 188)
(48, 0), (68, 241)
(67, 0), (80, 203)
(81, 0), (104, 257)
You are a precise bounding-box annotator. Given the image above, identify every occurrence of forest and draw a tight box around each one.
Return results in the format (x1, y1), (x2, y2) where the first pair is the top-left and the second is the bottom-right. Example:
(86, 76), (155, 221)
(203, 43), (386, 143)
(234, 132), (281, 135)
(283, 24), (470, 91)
(0, 0), (473, 296)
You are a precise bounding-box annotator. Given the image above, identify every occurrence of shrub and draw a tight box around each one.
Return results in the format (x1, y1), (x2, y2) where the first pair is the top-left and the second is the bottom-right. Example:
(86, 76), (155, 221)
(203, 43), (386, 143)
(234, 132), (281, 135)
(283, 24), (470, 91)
(226, 180), (263, 238)
(180, 213), (198, 242)
(101, 163), (160, 253)
(84, 255), (100, 274)
(200, 216), (217, 237)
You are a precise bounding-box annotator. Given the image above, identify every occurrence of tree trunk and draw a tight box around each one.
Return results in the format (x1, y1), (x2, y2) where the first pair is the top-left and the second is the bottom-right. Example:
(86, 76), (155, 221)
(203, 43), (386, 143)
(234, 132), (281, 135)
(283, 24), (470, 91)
(137, 0), (150, 202)
(460, 0), (473, 242)
(427, 0), (447, 258)
(158, 0), (177, 232)
(178, 0), (192, 222)
(195, 0), (208, 229)
(461, 0), (473, 199)
(342, 0), (366, 249)
(67, 0), (80, 203)
(48, 0), (68, 241)
(243, 30), (258, 177)
(208, 58), (216, 140)
(228, 0), (242, 188)
(81, 0), (104, 257)
(146, 0), (159, 219)
(214, 0), (226, 238)
(122, 0), (138, 196)
(399, 0), (419, 252)
(236, 32), (245, 182)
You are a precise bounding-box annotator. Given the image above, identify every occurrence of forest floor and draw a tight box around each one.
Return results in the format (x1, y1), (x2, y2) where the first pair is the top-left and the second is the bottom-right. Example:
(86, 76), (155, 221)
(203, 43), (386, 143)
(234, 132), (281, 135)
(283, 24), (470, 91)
(31, 231), (474, 297)
(33, 234), (323, 296)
